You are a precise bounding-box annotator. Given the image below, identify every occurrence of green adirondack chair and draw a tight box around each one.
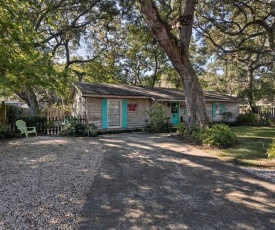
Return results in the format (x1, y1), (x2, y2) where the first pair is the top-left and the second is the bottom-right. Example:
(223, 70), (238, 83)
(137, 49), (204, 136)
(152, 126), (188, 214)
(15, 120), (37, 137)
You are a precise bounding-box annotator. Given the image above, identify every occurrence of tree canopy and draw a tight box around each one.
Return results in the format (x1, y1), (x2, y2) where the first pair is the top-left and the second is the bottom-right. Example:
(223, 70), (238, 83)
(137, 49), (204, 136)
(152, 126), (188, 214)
(0, 0), (274, 119)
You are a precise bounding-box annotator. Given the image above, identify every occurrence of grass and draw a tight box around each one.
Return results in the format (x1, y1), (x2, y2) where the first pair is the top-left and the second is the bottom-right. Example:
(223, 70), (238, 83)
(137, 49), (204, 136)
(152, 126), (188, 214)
(202, 126), (275, 168)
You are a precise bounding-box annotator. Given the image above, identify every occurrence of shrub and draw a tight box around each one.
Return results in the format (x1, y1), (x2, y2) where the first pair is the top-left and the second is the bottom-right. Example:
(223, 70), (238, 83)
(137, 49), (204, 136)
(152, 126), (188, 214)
(7, 105), (24, 123)
(222, 112), (233, 122)
(176, 123), (237, 148)
(267, 138), (275, 158)
(144, 122), (172, 133)
(190, 126), (206, 143)
(175, 122), (206, 144)
(236, 113), (256, 123)
(0, 123), (15, 139)
(60, 119), (98, 137)
(60, 122), (86, 136)
(202, 124), (237, 148)
(144, 103), (172, 133)
(175, 122), (188, 136)
(258, 118), (272, 126)
(87, 123), (98, 137)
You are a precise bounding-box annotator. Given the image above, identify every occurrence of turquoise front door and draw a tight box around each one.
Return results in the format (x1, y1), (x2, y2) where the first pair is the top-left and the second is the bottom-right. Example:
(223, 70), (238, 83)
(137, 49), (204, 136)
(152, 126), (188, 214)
(170, 102), (179, 125)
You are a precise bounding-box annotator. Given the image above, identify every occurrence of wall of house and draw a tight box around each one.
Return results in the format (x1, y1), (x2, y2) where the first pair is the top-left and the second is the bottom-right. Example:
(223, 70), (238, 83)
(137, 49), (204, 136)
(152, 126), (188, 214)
(72, 90), (86, 117)
(85, 97), (151, 130)
(162, 102), (170, 119)
(86, 97), (102, 129)
(162, 102), (187, 123)
(82, 96), (239, 130)
(162, 101), (239, 123)
(206, 102), (239, 122)
(127, 99), (151, 128)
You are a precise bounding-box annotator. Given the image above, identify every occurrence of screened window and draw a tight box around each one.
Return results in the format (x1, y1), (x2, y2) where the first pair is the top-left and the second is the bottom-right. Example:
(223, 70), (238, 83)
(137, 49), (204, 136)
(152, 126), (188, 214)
(108, 100), (121, 127)
(215, 103), (222, 115)
(212, 103), (226, 117)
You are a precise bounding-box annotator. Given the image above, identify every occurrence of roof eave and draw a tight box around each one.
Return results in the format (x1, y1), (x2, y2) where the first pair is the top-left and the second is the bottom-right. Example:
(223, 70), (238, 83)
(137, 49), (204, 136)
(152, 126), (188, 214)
(81, 94), (151, 99)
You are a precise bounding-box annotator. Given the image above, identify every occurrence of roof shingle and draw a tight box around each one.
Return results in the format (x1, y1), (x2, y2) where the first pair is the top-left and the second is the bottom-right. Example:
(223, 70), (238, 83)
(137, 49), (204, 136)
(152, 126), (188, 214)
(74, 82), (238, 101)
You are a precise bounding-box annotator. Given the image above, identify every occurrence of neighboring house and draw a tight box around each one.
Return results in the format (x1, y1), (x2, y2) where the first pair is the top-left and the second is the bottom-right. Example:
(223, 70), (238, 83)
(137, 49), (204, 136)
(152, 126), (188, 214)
(4, 99), (31, 114)
(4, 100), (22, 107)
(239, 100), (275, 120)
(70, 82), (239, 130)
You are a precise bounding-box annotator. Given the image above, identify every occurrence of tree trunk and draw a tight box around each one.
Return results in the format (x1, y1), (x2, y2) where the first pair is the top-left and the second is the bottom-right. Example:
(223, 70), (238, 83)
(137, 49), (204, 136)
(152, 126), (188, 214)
(180, 57), (208, 128)
(137, 0), (208, 128)
(15, 86), (41, 115)
(246, 66), (256, 113)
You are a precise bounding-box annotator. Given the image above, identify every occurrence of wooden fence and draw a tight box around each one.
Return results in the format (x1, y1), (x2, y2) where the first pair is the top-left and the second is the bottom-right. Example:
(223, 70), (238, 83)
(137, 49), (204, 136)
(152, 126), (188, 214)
(44, 107), (71, 118)
(10, 116), (87, 135)
(0, 102), (7, 124)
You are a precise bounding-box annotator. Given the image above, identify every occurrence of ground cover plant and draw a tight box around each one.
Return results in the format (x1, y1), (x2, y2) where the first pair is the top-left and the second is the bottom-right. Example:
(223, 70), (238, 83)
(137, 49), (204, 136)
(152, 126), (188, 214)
(176, 123), (238, 148)
(202, 126), (275, 167)
(267, 139), (275, 159)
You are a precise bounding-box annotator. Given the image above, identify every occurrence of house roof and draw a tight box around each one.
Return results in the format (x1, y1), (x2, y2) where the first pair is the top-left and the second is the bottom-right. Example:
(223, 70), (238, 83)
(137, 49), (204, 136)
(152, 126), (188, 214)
(73, 82), (238, 102)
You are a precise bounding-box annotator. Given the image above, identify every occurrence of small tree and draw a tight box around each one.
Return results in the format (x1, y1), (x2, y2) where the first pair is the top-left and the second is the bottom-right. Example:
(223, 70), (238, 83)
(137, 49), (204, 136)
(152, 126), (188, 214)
(144, 103), (171, 133)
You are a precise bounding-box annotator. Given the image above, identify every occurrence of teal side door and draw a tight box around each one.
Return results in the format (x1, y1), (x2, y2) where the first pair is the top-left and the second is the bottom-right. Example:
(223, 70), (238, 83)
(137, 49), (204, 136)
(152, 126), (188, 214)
(170, 102), (179, 125)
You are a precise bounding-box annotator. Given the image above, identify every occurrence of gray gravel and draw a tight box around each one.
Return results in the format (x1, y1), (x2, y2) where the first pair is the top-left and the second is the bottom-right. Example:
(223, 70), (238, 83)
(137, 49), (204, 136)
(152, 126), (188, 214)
(0, 136), (105, 230)
(80, 133), (275, 230)
(239, 166), (275, 184)
(0, 134), (274, 229)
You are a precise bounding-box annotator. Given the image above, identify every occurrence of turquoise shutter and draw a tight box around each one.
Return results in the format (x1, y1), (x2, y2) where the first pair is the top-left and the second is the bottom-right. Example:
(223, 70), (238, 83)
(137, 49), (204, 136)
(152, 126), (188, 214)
(183, 108), (187, 114)
(212, 103), (216, 117)
(122, 99), (128, 128)
(221, 103), (226, 114)
(101, 99), (108, 129)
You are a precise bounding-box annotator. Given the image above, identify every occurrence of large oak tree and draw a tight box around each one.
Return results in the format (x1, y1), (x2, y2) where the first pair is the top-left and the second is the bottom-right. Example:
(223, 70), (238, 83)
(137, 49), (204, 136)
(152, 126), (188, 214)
(137, 0), (208, 128)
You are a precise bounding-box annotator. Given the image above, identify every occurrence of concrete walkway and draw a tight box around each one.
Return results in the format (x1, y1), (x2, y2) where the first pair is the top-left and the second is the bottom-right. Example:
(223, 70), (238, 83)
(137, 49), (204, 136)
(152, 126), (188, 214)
(79, 133), (275, 230)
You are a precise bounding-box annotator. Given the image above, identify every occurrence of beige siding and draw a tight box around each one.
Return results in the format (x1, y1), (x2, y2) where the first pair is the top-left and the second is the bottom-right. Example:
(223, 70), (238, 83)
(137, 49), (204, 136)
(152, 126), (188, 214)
(224, 102), (239, 121)
(71, 90), (80, 116)
(127, 99), (151, 128)
(83, 96), (239, 130)
(87, 98), (102, 129)
(163, 102), (170, 119)
(71, 89), (86, 116)
(86, 98), (151, 130)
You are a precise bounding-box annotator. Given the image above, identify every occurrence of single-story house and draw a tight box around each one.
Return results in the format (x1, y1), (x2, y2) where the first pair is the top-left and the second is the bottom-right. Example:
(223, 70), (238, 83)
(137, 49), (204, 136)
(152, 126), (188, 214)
(70, 82), (239, 130)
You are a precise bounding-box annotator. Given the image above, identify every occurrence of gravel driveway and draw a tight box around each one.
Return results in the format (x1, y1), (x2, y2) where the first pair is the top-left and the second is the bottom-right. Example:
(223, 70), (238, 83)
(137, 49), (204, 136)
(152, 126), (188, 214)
(1, 134), (275, 230)
(0, 136), (105, 230)
(80, 133), (275, 230)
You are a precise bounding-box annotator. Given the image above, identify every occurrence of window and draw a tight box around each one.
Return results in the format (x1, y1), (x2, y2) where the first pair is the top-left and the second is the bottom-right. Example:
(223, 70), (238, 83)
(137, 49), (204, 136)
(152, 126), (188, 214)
(215, 103), (221, 115)
(108, 99), (121, 127)
(212, 103), (225, 117)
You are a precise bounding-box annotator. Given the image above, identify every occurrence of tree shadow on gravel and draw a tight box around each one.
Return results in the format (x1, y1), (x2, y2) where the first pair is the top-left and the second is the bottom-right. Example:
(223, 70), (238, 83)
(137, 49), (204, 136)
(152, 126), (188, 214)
(80, 133), (275, 230)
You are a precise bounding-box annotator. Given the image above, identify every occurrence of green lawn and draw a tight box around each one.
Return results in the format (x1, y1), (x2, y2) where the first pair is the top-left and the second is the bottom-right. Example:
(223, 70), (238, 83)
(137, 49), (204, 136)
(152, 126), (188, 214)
(202, 126), (275, 167)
